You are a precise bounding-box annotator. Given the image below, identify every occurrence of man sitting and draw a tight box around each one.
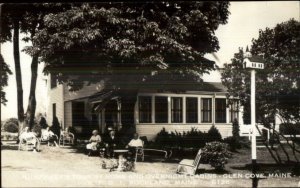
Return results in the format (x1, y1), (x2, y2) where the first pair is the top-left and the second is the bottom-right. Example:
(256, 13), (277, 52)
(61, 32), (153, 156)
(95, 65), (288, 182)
(126, 133), (144, 161)
(86, 130), (102, 156)
(105, 130), (118, 158)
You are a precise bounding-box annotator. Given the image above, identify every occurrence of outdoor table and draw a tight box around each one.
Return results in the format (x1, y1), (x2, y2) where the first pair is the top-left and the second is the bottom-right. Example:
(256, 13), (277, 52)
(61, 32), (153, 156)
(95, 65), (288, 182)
(113, 149), (129, 171)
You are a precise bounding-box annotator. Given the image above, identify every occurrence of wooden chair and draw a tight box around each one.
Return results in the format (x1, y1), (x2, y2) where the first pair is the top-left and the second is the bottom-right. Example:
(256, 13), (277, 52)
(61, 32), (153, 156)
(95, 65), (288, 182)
(59, 130), (74, 146)
(19, 134), (40, 151)
(176, 149), (202, 175)
(135, 146), (145, 162)
(41, 129), (59, 146)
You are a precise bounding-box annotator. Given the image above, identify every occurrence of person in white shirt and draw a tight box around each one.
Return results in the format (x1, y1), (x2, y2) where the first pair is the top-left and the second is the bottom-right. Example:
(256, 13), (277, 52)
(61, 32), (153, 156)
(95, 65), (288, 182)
(19, 127), (40, 152)
(126, 133), (144, 160)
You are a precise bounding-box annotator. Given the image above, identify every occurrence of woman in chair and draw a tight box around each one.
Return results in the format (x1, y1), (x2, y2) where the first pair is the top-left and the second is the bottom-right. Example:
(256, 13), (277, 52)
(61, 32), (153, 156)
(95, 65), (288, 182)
(86, 130), (101, 156)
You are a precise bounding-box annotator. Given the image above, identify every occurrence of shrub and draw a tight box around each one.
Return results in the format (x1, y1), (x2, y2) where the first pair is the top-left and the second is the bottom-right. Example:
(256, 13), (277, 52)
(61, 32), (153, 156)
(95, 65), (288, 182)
(279, 123), (300, 135)
(232, 118), (240, 139)
(50, 116), (61, 137)
(154, 127), (223, 150)
(223, 136), (241, 151)
(32, 121), (42, 137)
(201, 141), (232, 170)
(39, 117), (48, 129)
(207, 125), (222, 142)
(2, 118), (19, 133)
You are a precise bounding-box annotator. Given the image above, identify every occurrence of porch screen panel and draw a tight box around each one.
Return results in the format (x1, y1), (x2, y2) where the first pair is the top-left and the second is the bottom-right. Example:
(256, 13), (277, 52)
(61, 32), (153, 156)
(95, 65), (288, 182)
(215, 99), (227, 123)
(155, 96), (168, 123)
(201, 98), (212, 123)
(186, 97), (198, 123)
(171, 97), (183, 123)
(138, 96), (152, 123)
(230, 100), (239, 123)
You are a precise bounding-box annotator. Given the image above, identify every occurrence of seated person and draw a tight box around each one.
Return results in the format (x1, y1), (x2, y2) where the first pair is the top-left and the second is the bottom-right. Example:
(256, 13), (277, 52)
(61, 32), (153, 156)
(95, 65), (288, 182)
(126, 133), (144, 160)
(86, 130), (102, 156)
(47, 128), (59, 147)
(104, 130), (118, 158)
(19, 127), (40, 152)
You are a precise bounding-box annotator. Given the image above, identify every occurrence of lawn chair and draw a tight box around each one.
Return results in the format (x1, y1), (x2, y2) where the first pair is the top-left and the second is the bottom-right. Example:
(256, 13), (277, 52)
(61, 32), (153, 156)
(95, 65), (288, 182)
(59, 130), (74, 146)
(176, 149), (202, 175)
(135, 145), (145, 162)
(19, 133), (40, 151)
(41, 128), (59, 146)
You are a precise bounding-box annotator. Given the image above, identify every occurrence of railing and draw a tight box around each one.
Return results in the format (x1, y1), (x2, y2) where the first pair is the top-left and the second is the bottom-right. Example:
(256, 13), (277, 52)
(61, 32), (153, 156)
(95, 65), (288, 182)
(247, 124), (270, 142)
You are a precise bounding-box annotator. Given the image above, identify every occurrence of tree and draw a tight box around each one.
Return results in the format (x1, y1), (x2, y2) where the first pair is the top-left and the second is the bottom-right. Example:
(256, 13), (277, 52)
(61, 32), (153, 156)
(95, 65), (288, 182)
(221, 19), (300, 163)
(0, 54), (12, 105)
(1, 4), (26, 133)
(29, 2), (230, 128)
(1, 3), (71, 130)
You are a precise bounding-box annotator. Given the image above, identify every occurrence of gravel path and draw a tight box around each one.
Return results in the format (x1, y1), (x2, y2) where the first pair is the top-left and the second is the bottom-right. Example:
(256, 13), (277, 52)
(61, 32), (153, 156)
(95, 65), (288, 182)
(1, 142), (299, 187)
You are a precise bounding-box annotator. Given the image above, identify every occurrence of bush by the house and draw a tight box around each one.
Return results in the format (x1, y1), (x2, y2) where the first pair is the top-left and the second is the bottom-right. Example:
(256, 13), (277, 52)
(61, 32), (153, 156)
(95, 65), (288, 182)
(279, 123), (300, 135)
(201, 141), (232, 170)
(223, 136), (242, 151)
(32, 120), (42, 137)
(232, 119), (240, 139)
(2, 118), (19, 133)
(207, 125), (222, 142)
(39, 117), (48, 129)
(154, 126), (223, 150)
(223, 119), (242, 151)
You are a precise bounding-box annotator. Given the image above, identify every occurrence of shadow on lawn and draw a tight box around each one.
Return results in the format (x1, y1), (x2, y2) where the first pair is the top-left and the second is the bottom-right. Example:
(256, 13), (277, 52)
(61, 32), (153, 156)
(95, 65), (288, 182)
(231, 163), (297, 174)
(1, 142), (19, 150)
(196, 168), (230, 175)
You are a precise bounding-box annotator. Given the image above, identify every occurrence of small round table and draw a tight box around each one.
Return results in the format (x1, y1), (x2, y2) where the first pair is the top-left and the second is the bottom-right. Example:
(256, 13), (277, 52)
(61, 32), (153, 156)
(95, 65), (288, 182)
(113, 149), (129, 171)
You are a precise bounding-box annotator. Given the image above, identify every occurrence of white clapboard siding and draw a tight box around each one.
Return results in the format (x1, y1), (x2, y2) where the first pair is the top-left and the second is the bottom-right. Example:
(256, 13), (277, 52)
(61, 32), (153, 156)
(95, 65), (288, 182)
(63, 82), (105, 101)
(136, 124), (233, 141)
(64, 101), (72, 128)
(46, 84), (64, 127)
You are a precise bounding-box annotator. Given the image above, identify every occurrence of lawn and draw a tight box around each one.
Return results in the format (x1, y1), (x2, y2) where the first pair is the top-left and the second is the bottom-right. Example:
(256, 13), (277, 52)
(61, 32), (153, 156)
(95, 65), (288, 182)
(1, 140), (300, 187)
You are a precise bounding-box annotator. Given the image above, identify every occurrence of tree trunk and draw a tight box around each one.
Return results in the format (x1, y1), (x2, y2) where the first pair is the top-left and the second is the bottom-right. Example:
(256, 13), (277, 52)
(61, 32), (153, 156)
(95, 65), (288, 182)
(13, 19), (25, 136)
(26, 55), (38, 130)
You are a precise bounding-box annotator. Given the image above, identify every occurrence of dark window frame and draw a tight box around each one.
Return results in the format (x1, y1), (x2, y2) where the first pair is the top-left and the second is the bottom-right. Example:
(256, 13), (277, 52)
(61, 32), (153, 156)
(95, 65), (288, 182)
(201, 98), (212, 123)
(171, 97), (183, 123)
(215, 98), (227, 123)
(155, 96), (168, 123)
(138, 96), (152, 123)
(186, 97), (198, 123)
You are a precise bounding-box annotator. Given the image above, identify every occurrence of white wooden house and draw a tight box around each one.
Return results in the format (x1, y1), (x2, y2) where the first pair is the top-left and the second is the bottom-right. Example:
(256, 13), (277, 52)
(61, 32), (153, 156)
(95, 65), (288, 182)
(46, 69), (247, 140)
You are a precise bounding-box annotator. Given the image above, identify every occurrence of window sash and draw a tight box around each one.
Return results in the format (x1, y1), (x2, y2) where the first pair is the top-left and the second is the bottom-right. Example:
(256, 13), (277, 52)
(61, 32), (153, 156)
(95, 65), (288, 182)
(215, 99), (226, 123)
(186, 97), (198, 123)
(171, 97), (183, 123)
(201, 98), (212, 123)
(155, 96), (168, 123)
(230, 100), (239, 123)
(138, 96), (152, 123)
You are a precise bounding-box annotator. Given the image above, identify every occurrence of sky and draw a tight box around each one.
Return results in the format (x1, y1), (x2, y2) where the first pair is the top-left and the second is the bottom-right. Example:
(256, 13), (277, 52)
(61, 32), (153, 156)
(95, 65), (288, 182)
(1, 1), (299, 120)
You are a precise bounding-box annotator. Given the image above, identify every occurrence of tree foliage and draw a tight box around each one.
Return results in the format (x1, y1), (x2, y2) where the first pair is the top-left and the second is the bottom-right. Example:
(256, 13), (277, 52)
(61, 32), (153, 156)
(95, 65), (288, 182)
(222, 19), (300, 124)
(27, 2), (230, 90)
(0, 54), (12, 105)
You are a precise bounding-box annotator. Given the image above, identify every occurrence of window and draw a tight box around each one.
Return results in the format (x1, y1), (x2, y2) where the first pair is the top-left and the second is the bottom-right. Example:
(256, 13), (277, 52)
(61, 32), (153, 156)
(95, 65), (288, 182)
(186, 97), (198, 123)
(171, 97), (182, 123)
(138, 96), (152, 123)
(52, 103), (56, 118)
(215, 99), (227, 123)
(50, 74), (57, 89)
(230, 100), (239, 123)
(201, 98), (212, 123)
(155, 96), (168, 123)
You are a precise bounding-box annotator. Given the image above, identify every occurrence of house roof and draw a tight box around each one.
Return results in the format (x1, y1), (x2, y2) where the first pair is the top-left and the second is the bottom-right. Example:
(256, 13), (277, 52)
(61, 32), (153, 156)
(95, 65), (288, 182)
(247, 55), (264, 63)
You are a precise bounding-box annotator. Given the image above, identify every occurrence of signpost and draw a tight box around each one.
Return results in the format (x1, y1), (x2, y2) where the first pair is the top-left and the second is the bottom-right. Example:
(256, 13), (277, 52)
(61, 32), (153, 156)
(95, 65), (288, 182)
(244, 55), (264, 184)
